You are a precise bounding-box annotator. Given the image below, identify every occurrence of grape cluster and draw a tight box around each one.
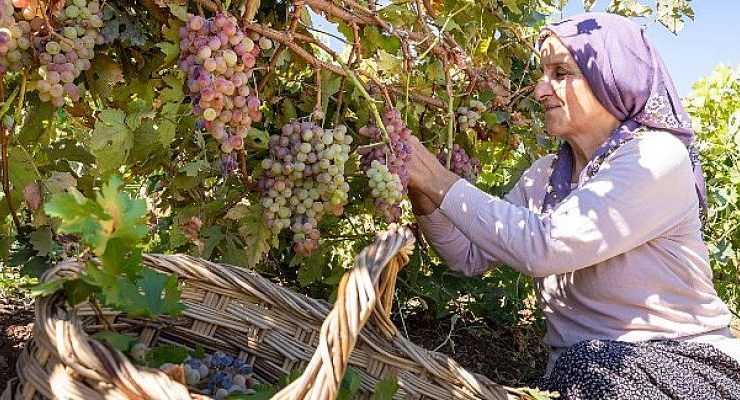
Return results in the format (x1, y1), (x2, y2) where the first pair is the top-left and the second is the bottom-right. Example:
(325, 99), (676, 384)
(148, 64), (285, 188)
(260, 121), (352, 256)
(437, 144), (481, 183)
(367, 160), (403, 208)
(131, 343), (257, 399)
(357, 109), (412, 222)
(31, 0), (104, 106)
(456, 99), (487, 131)
(178, 13), (270, 155)
(0, 0), (32, 74)
(182, 352), (255, 399)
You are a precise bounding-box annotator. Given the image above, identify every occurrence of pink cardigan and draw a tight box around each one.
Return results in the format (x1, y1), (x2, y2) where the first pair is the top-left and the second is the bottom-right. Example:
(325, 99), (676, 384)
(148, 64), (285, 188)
(417, 131), (740, 372)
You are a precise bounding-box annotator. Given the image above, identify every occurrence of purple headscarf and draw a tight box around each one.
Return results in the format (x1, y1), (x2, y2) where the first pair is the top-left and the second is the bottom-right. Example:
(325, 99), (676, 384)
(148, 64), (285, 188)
(539, 12), (707, 217)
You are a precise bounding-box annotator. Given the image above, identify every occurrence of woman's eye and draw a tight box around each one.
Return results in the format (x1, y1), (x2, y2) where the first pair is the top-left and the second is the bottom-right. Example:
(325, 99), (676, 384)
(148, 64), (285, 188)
(555, 69), (569, 78)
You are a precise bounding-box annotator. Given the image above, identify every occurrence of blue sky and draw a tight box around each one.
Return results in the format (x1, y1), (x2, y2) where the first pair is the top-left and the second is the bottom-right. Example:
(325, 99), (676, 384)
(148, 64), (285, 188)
(552, 1), (740, 96)
(312, 1), (740, 97)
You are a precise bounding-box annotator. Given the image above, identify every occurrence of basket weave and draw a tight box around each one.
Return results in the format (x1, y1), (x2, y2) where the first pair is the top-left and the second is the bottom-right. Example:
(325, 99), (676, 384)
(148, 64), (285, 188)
(2, 225), (518, 399)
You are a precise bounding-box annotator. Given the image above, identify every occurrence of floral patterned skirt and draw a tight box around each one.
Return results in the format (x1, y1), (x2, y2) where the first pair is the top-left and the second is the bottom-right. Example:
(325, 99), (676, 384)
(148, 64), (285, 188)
(533, 339), (740, 400)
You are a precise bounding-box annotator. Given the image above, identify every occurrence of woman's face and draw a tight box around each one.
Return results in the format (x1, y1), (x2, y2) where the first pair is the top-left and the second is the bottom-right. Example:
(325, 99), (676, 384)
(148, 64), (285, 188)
(535, 35), (616, 138)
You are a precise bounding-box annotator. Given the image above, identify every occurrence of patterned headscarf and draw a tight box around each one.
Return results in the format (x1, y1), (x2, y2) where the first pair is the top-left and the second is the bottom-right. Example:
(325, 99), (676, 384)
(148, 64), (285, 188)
(539, 12), (707, 216)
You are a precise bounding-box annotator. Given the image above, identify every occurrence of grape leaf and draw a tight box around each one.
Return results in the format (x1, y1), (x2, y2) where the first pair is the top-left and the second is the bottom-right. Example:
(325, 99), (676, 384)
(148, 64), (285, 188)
(85, 55), (125, 100)
(102, 6), (148, 46)
(29, 227), (53, 257)
(100, 238), (143, 279)
(18, 95), (53, 145)
(111, 268), (185, 319)
(89, 109), (133, 175)
(45, 176), (148, 255)
(30, 278), (66, 297)
(337, 367), (361, 400)
(45, 172), (78, 195)
(156, 42), (180, 65)
(246, 127), (269, 149)
(64, 279), (98, 306)
(98, 175), (148, 242)
(160, 72), (185, 104)
(227, 203), (273, 268)
(372, 377), (399, 400)
(158, 102), (182, 146)
(44, 189), (108, 253)
(582, 0), (597, 12)
(92, 331), (138, 352)
(146, 344), (189, 368)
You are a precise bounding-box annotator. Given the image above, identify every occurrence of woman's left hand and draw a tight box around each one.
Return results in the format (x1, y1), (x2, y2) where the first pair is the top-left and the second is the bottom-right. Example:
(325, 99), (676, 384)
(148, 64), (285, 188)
(406, 135), (461, 206)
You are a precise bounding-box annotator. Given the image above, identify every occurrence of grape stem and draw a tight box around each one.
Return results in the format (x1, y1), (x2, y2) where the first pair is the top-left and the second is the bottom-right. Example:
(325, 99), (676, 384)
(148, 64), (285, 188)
(443, 61), (455, 169)
(344, 66), (393, 150)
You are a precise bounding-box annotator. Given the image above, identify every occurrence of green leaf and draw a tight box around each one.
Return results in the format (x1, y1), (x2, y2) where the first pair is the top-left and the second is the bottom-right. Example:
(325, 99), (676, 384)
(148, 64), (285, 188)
(64, 279), (98, 306)
(337, 367), (361, 400)
(85, 55), (125, 100)
(160, 72), (185, 104)
(156, 42), (180, 65)
(502, 0), (521, 14)
(146, 344), (189, 368)
(246, 127), (269, 149)
(191, 345), (206, 360)
(227, 203), (273, 268)
(30, 278), (66, 297)
(18, 95), (54, 145)
(372, 377), (399, 400)
(101, 5), (148, 46)
(112, 268), (184, 319)
(100, 238), (143, 279)
(45, 172), (78, 195)
(158, 102), (182, 147)
(95, 175), (149, 247)
(92, 331), (138, 352)
(44, 189), (108, 253)
(89, 109), (133, 175)
(29, 227), (53, 257)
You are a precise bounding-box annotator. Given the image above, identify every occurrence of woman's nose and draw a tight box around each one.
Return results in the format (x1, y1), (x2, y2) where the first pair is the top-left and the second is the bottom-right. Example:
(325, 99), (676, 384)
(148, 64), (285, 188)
(534, 78), (552, 102)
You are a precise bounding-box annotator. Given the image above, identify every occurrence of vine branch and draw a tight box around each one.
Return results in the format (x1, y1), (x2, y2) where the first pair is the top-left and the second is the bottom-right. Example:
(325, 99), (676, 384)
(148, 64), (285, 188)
(0, 80), (21, 233)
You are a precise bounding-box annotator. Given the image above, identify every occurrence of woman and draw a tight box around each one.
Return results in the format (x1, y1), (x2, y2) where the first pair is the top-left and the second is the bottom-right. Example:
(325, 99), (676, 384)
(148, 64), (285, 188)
(407, 12), (740, 399)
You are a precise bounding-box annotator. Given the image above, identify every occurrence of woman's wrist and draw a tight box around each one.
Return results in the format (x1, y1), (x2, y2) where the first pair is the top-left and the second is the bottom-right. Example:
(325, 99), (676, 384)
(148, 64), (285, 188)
(408, 190), (438, 216)
(419, 169), (461, 207)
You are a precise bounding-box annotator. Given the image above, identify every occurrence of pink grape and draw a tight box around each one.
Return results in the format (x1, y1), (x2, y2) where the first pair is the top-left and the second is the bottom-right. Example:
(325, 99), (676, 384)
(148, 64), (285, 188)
(357, 108), (412, 222)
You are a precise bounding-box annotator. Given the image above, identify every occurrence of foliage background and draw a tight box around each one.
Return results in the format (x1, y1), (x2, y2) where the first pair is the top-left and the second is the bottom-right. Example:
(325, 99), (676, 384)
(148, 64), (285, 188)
(0, 0), (735, 383)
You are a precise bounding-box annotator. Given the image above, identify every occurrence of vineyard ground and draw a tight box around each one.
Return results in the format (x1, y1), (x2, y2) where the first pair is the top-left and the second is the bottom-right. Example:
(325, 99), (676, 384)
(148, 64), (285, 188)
(0, 297), (33, 389)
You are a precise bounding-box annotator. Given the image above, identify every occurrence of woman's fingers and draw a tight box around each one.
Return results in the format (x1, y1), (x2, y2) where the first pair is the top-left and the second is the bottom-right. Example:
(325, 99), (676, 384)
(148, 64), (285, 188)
(406, 135), (462, 204)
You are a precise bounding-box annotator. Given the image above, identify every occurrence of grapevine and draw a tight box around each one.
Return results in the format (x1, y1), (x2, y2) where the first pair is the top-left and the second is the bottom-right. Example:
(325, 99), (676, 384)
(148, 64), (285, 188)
(260, 121), (352, 256)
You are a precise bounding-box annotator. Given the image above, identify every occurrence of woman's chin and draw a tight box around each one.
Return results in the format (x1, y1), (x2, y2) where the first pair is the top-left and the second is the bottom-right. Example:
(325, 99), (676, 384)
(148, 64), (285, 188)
(544, 124), (569, 138)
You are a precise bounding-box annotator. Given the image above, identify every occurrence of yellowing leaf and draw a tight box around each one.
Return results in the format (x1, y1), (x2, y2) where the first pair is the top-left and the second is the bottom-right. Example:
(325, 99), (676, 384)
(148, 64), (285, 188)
(376, 49), (402, 76)
(154, 0), (190, 21)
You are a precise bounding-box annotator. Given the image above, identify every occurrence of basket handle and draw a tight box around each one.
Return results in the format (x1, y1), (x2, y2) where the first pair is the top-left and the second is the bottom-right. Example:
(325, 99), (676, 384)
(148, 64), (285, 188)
(272, 224), (415, 400)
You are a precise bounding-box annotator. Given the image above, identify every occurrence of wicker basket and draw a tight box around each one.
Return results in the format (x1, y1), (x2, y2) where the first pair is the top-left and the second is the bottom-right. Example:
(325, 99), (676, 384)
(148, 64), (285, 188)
(2, 225), (519, 399)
